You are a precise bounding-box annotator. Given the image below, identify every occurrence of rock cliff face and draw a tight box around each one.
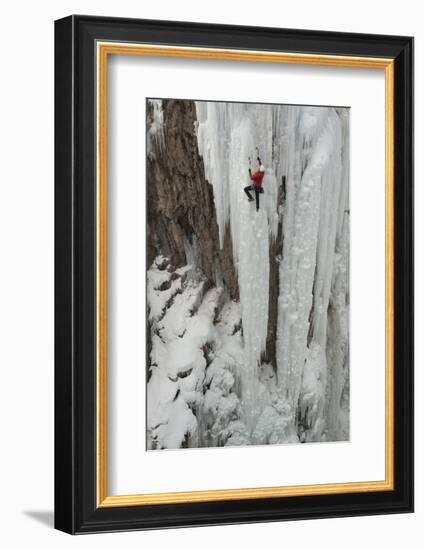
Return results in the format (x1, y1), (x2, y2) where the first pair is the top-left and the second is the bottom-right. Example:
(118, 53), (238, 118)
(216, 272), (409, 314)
(263, 180), (284, 369)
(146, 99), (238, 300)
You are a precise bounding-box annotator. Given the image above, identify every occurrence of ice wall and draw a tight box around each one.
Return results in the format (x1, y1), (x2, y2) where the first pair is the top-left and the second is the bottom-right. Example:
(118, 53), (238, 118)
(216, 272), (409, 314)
(196, 101), (349, 441)
(196, 102), (279, 427)
(275, 107), (349, 441)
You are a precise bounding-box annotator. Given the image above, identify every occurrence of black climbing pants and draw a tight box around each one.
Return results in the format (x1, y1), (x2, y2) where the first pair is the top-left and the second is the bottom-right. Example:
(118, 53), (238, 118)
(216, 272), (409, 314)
(244, 185), (261, 211)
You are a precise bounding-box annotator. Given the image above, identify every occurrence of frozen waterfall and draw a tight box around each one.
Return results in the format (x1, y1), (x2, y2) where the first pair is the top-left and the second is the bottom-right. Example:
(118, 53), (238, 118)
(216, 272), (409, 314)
(196, 102), (279, 429)
(146, 98), (349, 449)
(196, 101), (349, 442)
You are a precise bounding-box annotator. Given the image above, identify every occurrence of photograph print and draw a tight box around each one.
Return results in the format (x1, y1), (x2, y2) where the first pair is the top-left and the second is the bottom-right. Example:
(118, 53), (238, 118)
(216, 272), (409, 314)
(146, 98), (350, 451)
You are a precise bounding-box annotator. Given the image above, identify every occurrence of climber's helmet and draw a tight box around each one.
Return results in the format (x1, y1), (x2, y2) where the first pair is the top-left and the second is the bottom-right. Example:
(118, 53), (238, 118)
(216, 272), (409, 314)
(259, 164), (265, 173)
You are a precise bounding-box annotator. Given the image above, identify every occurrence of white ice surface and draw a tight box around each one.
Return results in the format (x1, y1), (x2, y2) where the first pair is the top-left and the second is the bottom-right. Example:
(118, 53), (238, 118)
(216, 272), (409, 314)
(196, 102), (349, 441)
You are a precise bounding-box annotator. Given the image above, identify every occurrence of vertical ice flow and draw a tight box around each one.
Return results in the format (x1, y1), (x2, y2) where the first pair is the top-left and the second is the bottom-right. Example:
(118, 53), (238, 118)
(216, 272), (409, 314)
(197, 102), (349, 440)
(197, 102), (279, 427)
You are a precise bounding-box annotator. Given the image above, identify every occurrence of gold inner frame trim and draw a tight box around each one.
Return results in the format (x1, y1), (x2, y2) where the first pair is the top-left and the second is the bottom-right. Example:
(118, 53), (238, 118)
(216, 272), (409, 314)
(96, 42), (395, 508)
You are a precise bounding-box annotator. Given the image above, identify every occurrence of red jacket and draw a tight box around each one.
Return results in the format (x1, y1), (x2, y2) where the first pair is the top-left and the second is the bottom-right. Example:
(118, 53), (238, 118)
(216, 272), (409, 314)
(250, 171), (265, 187)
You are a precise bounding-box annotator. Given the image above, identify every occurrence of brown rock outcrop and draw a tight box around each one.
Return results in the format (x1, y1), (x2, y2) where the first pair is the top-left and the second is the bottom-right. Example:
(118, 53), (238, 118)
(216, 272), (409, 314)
(263, 178), (284, 369)
(147, 99), (238, 300)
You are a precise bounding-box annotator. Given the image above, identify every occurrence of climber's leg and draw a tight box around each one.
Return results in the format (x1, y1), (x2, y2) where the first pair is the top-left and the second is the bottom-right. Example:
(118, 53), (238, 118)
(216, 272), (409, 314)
(244, 185), (254, 201)
(255, 188), (260, 211)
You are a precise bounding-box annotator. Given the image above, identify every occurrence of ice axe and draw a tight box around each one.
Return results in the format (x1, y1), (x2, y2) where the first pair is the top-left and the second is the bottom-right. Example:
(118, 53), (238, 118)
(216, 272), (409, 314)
(256, 146), (261, 164)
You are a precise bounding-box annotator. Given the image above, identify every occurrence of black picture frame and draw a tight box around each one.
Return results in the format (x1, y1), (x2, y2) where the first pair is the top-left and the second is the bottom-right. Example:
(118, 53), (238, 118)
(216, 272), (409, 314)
(55, 15), (414, 534)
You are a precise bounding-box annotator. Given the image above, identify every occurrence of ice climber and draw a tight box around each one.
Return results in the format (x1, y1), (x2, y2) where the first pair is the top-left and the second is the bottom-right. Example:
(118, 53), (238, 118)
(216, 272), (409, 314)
(244, 156), (265, 211)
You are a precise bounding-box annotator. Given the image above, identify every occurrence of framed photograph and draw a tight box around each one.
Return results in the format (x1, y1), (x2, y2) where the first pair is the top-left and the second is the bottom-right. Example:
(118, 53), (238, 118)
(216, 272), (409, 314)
(54, 15), (413, 533)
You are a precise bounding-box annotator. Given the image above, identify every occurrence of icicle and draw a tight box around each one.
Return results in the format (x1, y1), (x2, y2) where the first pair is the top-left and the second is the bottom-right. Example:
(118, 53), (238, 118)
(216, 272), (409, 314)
(147, 99), (165, 154)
